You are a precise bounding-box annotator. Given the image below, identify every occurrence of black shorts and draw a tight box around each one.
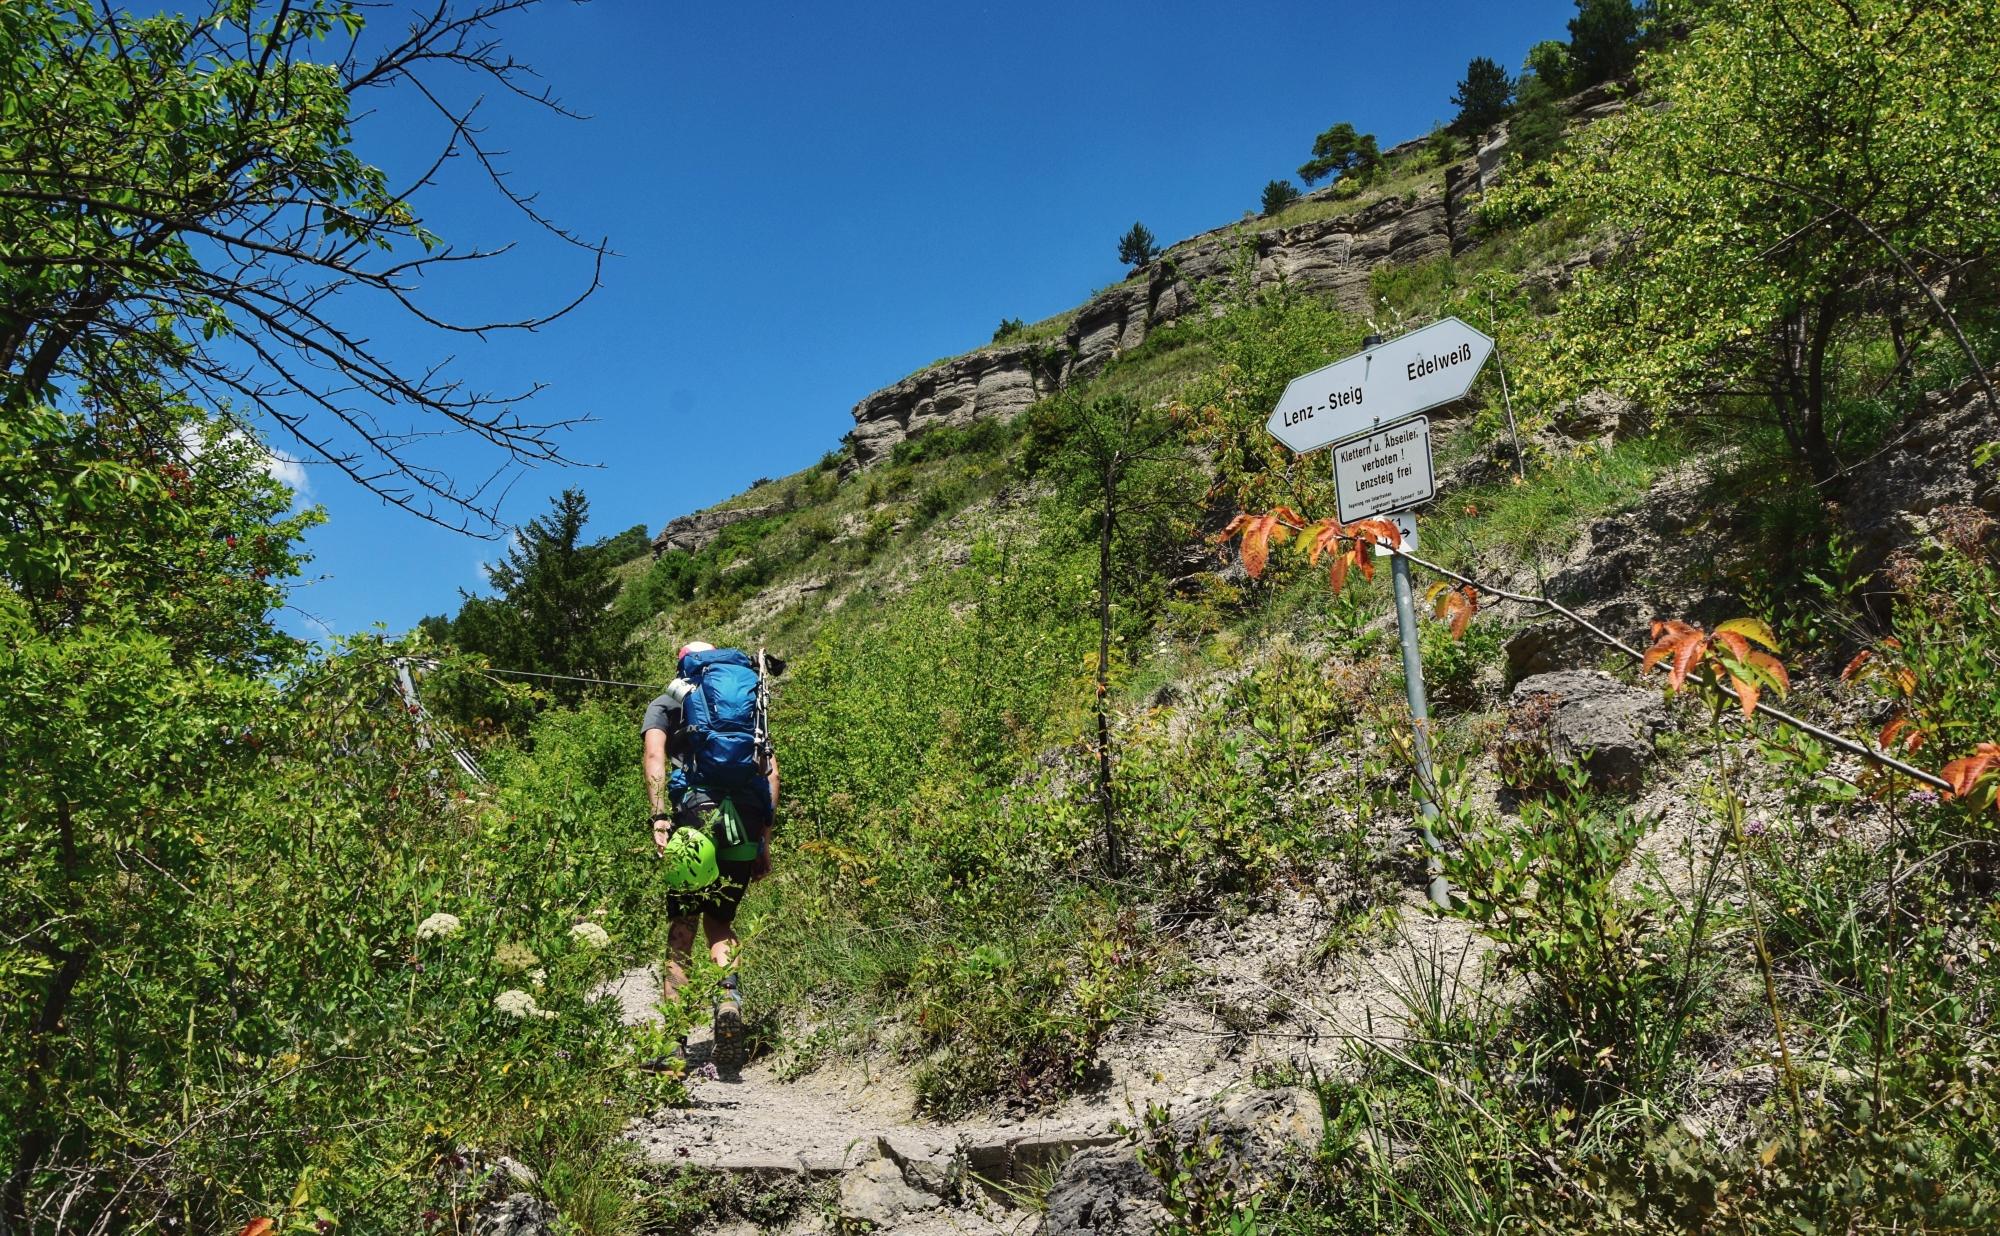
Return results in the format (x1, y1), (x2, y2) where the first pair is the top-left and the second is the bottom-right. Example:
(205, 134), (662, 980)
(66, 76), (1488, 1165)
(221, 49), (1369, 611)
(664, 853), (758, 922)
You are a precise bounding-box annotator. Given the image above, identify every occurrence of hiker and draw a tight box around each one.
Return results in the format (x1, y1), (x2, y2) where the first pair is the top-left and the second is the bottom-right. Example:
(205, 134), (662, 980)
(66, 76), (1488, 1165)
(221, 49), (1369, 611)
(643, 640), (778, 1071)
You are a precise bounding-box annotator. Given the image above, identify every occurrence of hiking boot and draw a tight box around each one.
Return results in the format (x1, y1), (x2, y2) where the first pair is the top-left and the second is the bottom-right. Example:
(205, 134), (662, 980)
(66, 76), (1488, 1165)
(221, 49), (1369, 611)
(711, 982), (747, 1076)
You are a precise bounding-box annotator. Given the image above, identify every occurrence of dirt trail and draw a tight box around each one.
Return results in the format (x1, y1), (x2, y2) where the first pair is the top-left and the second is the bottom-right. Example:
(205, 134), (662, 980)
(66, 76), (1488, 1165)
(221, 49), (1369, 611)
(606, 887), (1481, 1215)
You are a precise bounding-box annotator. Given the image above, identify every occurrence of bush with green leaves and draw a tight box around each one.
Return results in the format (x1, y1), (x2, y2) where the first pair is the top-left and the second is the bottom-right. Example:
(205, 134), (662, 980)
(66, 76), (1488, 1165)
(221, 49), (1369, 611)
(0, 401), (671, 1234)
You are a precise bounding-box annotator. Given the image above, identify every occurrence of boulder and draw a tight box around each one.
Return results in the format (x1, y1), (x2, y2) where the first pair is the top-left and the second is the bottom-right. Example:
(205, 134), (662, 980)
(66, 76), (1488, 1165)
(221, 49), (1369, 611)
(474, 1192), (552, 1236)
(1040, 1086), (1322, 1236)
(835, 1138), (955, 1228)
(1501, 670), (1667, 793)
(1039, 1145), (1166, 1236)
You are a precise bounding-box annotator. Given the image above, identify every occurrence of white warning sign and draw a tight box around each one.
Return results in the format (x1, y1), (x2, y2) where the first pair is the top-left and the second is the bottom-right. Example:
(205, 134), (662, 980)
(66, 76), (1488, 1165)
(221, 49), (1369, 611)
(1333, 416), (1434, 523)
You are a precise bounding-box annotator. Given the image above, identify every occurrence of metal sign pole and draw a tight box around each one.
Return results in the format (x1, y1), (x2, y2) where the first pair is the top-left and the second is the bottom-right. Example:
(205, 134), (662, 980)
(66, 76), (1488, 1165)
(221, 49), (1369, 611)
(1354, 333), (1448, 909)
(1391, 549), (1449, 909)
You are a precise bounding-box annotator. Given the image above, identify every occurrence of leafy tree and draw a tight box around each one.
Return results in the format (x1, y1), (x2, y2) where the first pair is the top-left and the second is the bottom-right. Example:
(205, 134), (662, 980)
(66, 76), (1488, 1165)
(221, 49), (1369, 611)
(1507, 75), (1570, 168)
(1260, 179), (1303, 216)
(1028, 395), (1197, 876)
(1117, 222), (1162, 270)
(993, 317), (1027, 342)
(591, 522), (654, 569)
(1452, 56), (1516, 134)
(1523, 38), (1575, 94)
(1502, 0), (2000, 483)
(1297, 123), (1382, 187)
(0, 0), (603, 533)
(1568, 0), (1646, 87)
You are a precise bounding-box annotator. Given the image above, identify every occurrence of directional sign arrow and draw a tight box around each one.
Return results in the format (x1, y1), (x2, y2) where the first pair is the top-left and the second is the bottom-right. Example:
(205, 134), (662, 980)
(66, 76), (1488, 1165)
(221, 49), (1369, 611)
(1265, 316), (1495, 455)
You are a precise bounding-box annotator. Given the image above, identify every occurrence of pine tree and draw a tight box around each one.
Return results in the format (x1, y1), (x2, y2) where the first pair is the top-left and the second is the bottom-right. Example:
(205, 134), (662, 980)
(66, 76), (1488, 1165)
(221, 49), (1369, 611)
(1452, 56), (1515, 134)
(1260, 179), (1302, 216)
(1569, 0), (1644, 87)
(1298, 123), (1381, 187)
(481, 488), (635, 704)
(1117, 222), (1161, 270)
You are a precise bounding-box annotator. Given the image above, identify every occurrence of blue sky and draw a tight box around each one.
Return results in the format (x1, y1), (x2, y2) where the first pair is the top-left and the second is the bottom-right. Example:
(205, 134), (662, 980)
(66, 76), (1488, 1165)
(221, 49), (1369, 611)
(276, 0), (1578, 638)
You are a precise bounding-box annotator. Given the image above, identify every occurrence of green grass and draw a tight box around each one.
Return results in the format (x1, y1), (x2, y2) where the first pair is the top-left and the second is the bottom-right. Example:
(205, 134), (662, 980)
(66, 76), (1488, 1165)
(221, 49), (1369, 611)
(1416, 430), (1691, 575)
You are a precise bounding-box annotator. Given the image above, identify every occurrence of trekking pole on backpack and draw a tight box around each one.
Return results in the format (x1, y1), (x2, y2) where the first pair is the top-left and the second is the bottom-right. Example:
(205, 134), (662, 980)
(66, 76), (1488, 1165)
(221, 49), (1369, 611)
(754, 647), (773, 776)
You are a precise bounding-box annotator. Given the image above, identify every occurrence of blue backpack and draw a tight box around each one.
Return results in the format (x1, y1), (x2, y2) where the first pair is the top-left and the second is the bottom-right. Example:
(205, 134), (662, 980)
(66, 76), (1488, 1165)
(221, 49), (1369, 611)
(677, 648), (766, 792)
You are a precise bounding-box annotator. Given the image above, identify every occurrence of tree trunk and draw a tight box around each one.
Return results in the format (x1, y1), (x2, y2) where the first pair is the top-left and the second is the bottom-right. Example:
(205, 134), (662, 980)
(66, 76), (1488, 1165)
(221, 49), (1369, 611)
(1801, 291), (1841, 482)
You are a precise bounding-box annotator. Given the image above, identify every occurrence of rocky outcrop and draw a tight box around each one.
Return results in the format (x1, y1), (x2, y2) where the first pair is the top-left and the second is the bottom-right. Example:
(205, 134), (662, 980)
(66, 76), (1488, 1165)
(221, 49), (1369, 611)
(649, 503), (777, 558)
(1842, 369), (2000, 613)
(836, 83), (1631, 474)
(1500, 669), (1667, 794)
(844, 188), (1467, 473)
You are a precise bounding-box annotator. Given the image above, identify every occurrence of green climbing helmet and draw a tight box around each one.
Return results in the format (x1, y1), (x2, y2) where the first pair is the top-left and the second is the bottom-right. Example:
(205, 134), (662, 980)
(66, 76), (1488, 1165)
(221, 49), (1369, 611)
(659, 824), (719, 891)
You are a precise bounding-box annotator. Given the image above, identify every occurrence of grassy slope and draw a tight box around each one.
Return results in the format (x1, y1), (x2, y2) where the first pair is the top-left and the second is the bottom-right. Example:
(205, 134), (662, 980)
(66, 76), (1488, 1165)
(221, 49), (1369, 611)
(588, 82), (2000, 1236)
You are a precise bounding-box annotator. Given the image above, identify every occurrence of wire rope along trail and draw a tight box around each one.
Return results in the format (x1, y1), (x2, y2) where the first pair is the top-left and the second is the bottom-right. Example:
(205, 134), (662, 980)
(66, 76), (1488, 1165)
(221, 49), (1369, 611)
(1249, 513), (1953, 793)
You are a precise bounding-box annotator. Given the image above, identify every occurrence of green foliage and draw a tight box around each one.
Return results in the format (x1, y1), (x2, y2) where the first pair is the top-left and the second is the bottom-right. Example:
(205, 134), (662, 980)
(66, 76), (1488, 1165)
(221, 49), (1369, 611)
(1497, 0), (2000, 481)
(1522, 38), (1574, 94)
(994, 316), (1027, 342)
(1261, 179), (1303, 217)
(1446, 769), (1683, 1106)
(0, 0), (590, 528)
(427, 489), (638, 726)
(889, 416), (1018, 467)
(1175, 290), (1365, 517)
(1297, 123), (1381, 188)
(1505, 75), (1569, 171)
(1119, 221), (1163, 270)
(590, 522), (654, 569)
(1567, 0), (1645, 87)
(1451, 56), (1514, 134)
(0, 399), (664, 1233)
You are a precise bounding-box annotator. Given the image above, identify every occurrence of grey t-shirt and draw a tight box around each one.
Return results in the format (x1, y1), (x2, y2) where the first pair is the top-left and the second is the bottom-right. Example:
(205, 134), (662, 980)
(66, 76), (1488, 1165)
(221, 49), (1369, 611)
(641, 692), (681, 737)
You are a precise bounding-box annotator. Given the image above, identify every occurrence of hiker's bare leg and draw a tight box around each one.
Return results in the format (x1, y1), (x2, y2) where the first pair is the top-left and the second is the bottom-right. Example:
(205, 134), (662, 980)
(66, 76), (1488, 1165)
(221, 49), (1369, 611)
(703, 911), (738, 971)
(663, 917), (698, 1003)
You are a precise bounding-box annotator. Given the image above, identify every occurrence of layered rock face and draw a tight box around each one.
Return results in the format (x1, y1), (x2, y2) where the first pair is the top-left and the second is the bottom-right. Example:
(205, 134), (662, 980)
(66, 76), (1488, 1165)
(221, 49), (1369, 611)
(842, 183), (1470, 473)
(649, 503), (776, 558)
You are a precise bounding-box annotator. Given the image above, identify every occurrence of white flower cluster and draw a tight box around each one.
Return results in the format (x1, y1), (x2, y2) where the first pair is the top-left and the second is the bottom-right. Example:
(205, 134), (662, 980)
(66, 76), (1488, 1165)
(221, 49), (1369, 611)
(494, 989), (555, 1020)
(416, 912), (462, 941)
(569, 921), (610, 949)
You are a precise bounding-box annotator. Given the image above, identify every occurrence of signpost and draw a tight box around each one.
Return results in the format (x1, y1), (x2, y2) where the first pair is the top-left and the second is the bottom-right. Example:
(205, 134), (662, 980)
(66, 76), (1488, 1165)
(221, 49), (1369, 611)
(1266, 320), (1494, 909)
(1265, 317), (1494, 456)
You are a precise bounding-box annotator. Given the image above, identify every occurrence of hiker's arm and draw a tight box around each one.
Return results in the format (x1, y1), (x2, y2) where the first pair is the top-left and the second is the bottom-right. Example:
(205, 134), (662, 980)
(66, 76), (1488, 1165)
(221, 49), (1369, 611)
(643, 728), (670, 818)
(765, 751), (781, 820)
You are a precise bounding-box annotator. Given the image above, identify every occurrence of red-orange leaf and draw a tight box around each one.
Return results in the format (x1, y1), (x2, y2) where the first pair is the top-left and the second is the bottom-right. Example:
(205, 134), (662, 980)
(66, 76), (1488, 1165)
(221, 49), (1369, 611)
(1447, 588), (1479, 639)
(1747, 649), (1790, 697)
(1327, 550), (1349, 593)
(1669, 633), (1708, 690)
(1730, 673), (1762, 719)
(1712, 630), (1751, 664)
(1879, 715), (1917, 751)
(1239, 513), (1279, 577)
(1839, 649), (1873, 682)
(240, 1220), (275, 1236)
(1939, 743), (2000, 800)
(1306, 518), (1347, 564)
